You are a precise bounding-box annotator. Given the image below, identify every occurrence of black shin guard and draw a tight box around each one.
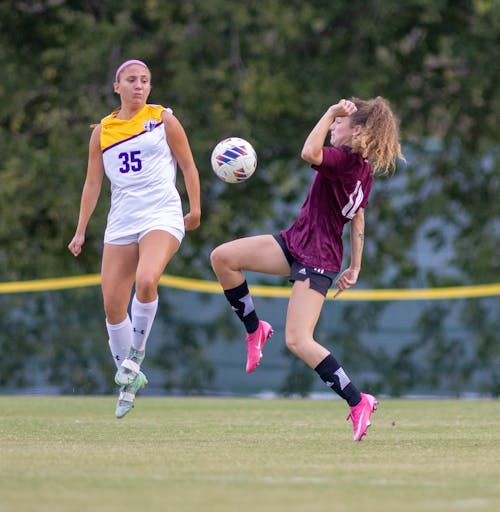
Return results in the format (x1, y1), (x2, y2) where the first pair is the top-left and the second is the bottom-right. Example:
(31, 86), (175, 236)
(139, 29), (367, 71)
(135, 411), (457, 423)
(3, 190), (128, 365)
(223, 281), (259, 333)
(315, 354), (361, 406)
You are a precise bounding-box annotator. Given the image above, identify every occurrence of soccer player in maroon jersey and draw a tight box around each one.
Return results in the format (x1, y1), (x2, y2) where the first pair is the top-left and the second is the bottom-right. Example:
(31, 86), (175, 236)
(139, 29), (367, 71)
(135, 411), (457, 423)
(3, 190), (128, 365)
(211, 97), (404, 441)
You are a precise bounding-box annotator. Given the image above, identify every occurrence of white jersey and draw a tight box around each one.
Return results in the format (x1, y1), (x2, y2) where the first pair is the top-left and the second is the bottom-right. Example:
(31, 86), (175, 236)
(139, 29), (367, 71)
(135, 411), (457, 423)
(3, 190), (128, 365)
(100, 104), (184, 243)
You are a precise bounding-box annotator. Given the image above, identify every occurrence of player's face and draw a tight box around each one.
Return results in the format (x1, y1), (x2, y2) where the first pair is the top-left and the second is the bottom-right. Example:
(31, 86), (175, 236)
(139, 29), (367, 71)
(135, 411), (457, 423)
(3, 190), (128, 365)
(114, 65), (152, 106)
(329, 117), (356, 147)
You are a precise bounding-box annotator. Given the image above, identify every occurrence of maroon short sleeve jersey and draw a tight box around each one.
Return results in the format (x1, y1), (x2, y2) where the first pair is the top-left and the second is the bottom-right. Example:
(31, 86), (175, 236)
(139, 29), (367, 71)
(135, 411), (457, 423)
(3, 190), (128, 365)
(281, 146), (373, 272)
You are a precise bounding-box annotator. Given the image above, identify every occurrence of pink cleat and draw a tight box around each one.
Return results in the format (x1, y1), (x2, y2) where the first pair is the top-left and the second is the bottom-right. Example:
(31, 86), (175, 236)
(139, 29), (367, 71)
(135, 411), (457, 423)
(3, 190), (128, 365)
(346, 393), (378, 442)
(245, 320), (273, 373)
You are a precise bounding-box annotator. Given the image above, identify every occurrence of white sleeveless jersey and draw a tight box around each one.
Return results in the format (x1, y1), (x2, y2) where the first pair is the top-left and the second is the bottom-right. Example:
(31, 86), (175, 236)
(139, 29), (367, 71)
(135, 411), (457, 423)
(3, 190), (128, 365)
(100, 104), (184, 242)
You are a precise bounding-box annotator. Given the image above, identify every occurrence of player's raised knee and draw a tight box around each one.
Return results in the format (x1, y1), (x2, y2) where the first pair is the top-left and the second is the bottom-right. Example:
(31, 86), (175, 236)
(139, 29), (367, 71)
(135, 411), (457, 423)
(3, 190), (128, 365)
(210, 246), (228, 272)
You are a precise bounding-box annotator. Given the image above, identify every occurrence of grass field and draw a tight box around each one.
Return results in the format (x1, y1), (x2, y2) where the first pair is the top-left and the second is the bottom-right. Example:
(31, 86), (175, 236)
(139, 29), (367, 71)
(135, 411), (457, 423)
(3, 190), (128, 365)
(0, 396), (499, 512)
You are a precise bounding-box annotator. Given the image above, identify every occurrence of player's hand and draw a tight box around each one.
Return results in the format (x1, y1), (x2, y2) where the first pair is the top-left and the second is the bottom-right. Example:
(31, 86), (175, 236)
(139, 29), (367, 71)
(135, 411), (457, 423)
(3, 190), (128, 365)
(334, 268), (359, 298)
(184, 210), (201, 231)
(68, 233), (85, 257)
(330, 99), (357, 118)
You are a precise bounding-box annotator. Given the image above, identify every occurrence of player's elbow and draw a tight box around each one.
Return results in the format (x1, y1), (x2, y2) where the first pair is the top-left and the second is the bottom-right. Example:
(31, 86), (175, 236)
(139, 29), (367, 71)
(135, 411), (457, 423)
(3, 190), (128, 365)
(301, 146), (322, 165)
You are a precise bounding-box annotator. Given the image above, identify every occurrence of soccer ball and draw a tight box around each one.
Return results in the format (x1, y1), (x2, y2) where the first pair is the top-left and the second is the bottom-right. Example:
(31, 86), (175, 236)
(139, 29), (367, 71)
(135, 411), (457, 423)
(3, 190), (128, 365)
(210, 137), (257, 183)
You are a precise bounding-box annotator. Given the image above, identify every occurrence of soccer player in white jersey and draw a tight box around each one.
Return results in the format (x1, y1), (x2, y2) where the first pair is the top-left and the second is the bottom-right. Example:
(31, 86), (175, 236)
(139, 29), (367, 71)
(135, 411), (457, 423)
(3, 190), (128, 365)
(68, 60), (201, 418)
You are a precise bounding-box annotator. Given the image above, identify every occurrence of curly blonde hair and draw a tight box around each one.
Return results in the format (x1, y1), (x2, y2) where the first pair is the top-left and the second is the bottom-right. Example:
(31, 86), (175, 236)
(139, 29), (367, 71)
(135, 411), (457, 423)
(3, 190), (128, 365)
(349, 96), (404, 175)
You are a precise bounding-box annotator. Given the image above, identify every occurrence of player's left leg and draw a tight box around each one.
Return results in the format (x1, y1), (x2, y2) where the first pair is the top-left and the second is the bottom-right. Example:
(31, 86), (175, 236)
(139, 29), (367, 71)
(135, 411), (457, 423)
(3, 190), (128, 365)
(285, 279), (377, 441)
(135, 229), (181, 303)
(284, 279), (330, 367)
(115, 230), (180, 386)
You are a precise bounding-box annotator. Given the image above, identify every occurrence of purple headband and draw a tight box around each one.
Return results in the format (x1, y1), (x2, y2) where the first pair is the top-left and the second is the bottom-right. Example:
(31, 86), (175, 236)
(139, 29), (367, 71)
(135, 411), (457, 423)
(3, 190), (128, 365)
(114, 59), (149, 82)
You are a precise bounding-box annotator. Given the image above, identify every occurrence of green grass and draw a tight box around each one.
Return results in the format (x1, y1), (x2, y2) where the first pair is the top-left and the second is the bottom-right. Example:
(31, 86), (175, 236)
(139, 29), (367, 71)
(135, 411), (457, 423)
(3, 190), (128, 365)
(0, 397), (499, 512)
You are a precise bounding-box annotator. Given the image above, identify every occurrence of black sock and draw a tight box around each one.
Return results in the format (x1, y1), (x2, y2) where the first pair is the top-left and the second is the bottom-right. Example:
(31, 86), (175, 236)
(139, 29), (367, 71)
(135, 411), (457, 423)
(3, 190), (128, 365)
(223, 281), (259, 333)
(315, 354), (361, 406)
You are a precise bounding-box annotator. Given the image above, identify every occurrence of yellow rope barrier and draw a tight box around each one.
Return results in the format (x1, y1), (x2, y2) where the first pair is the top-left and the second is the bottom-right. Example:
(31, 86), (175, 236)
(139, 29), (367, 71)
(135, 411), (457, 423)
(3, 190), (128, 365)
(0, 274), (499, 300)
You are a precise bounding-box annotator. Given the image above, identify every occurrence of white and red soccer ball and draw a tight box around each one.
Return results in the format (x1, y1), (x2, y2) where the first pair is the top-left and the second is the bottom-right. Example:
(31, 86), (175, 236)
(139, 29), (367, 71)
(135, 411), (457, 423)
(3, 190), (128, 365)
(211, 137), (257, 184)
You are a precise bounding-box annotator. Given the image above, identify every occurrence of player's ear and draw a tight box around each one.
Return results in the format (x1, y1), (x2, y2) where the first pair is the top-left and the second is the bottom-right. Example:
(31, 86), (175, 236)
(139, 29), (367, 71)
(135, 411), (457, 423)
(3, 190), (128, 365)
(113, 82), (120, 94)
(352, 124), (363, 136)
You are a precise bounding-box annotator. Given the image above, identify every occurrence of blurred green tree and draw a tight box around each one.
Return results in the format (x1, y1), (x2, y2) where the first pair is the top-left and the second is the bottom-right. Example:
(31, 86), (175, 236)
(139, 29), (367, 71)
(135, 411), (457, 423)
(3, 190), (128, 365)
(0, 0), (498, 395)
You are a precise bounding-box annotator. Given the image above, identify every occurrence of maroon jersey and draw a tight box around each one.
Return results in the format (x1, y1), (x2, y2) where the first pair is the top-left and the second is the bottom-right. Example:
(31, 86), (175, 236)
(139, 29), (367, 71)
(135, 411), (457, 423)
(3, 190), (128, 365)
(281, 146), (373, 272)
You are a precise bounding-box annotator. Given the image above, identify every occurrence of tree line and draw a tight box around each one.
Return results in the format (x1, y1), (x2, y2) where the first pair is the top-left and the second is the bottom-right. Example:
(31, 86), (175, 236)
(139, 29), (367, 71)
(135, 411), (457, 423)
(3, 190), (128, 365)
(0, 0), (498, 395)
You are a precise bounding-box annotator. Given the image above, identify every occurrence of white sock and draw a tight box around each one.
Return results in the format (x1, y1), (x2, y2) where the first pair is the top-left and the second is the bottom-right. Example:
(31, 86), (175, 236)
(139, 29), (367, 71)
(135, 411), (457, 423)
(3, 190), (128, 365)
(106, 316), (132, 369)
(131, 294), (158, 352)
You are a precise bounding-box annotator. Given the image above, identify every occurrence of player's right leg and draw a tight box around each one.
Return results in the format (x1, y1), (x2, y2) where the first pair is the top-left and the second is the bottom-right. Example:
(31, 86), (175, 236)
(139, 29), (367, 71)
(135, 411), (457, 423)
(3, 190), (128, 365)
(210, 235), (290, 372)
(101, 243), (145, 410)
(101, 242), (137, 374)
(210, 234), (291, 288)
(101, 242), (138, 325)
(115, 371), (149, 419)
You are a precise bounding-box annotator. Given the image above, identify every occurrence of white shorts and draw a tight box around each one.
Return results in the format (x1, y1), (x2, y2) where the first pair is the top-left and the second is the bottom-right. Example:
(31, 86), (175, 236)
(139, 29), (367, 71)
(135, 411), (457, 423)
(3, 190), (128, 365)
(105, 225), (184, 246)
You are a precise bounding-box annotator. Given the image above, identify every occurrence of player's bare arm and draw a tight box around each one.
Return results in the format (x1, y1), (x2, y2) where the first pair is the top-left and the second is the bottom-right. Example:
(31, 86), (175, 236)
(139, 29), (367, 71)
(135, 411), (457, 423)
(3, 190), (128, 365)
(334, 208), (365, 297)
(68, 125), (105, 256)
(301, 100), (358, 165)
(162, 110), (201, 231)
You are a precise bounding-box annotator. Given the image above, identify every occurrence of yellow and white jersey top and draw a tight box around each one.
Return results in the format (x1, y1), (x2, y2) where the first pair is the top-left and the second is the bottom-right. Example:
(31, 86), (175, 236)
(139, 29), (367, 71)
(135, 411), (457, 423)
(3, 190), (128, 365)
(100, 104), (184, 242)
